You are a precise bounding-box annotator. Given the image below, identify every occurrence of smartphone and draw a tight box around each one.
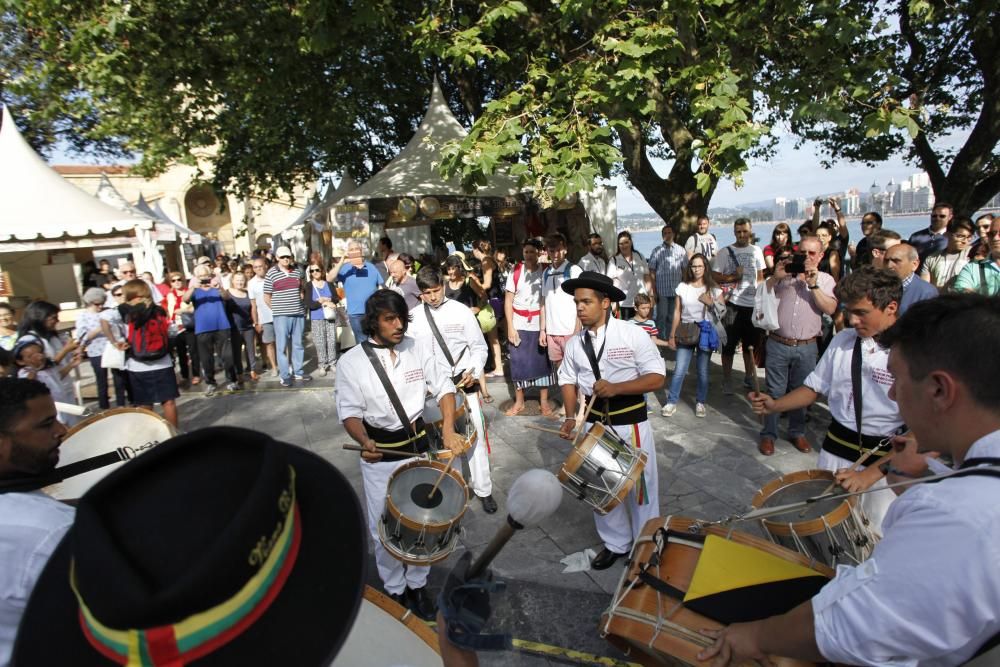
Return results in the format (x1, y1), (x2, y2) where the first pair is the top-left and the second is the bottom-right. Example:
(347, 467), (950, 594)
(786, 253), (807, 275)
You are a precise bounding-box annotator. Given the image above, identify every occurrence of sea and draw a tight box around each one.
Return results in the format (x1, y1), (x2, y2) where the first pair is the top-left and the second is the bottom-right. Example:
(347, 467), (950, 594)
(626, 213), (984, 258)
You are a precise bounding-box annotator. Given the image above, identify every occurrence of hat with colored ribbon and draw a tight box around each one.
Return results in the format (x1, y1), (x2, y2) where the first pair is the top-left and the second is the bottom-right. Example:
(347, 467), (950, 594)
(560, 270), (626, 302)
(13, 427), (366, 666)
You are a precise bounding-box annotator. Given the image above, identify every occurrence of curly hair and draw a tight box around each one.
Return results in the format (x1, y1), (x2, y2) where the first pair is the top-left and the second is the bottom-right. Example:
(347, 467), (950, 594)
(834, 266), (902, 310)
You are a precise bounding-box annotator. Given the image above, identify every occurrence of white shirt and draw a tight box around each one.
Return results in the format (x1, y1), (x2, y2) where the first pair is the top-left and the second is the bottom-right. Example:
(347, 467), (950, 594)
(408, 299), (488, 380)
(813, 431), (1000, 666)
(335, 334), (455, 431)
(0, 492), (75, 665)
(675, 283), (723, 324)
(606, 253), (650, 308)
(557, 317), (665, 395)
(712, 244), (766, 307)
(684, 232), (719, 260)
(804, 329), (903, 437)
(541, 260), (583, 336)
(504, 263), (544, 332)
(577, 252), (607, 275)
(248, 275), (273, 325)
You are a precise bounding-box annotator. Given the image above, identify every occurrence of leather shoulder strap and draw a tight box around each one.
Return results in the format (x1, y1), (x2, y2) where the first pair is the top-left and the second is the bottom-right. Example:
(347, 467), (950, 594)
(852, 335), (863, 447)
(423, 303), (457, 368)
(361, 342), (415, 438)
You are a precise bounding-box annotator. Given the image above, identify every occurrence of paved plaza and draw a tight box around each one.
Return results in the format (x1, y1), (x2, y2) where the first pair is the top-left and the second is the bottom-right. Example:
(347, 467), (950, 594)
(148, 349), (833, 666)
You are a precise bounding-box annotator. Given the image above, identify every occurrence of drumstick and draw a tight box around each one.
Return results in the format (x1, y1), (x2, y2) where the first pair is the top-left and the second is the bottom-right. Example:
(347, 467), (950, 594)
(341, 444), (424, 458)
(466, 469), (563, 580)
(572, 394), (599, 445)
(816, 447), (898, 498)
(427, 455), (456, 499)
(524, 423), (568, 437)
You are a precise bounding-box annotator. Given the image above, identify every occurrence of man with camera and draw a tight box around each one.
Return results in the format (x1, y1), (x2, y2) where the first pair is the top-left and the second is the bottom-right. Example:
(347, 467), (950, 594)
(757, 235), (837, 455)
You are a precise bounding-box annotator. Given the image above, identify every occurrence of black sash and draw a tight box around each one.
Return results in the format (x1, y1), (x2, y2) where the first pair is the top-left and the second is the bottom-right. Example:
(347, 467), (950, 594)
(584, 394), (647, 425)
(581, 330), (608, 422)
(363, 419), (429, 461)
(423, 303), (468, 384)
(361, 341), (418, 443)
(852, 336), (863, 448)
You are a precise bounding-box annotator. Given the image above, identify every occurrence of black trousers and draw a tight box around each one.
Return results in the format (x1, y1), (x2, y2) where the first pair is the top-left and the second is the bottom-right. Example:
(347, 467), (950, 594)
(172, 330), (200, 380)
(230, 328), (257, 375)
(88, 355), (129, 409)
(197, 330), (237, 385)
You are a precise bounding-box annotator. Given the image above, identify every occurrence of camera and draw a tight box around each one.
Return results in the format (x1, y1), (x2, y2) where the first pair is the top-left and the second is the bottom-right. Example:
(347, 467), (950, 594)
(200, 278), (211, 285)
(786, 253), (807, 275)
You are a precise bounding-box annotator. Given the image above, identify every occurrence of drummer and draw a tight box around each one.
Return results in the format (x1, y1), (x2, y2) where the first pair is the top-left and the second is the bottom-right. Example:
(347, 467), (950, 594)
(409, 265), (498, 514)
(701, 293), (1000, 666)
(556, 271), (665, 570)
(750, 266), (904, 533)
(335, 290), (465, 621)
(0, 377), (75, 663)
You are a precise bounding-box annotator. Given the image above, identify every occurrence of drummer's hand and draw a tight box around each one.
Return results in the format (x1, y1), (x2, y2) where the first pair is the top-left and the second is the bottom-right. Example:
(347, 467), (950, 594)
(457, 370), (475, 388)
(698, 624), (772, 667)
(559, 418), (576, 439)
(442, 429), (465, 455)
(748, 392), (775, 415)
(834, 467), (878, 493)
(360, 438), (382, 463)
(889, 433), (939, 478)
(592, 379), (617, 398)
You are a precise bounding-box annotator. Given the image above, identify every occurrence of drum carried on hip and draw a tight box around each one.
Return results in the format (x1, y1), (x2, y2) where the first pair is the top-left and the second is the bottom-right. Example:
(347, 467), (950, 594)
(330, 586), (441, 666)
(378, 459), (469, 565)
(558, 422), (646, 515)
(423, 393), (476, 461)
(751, 469), (877, 568)
(43, 408), (177, 501)
(602, 516), (833, 666)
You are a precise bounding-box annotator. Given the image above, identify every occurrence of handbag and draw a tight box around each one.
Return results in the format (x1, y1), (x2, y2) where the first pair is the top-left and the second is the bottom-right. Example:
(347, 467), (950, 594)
(100, 343), (125, 370)
(321, 303), (338, 321)
(751, 281), (780, 332)
(675, 303), (705, 347)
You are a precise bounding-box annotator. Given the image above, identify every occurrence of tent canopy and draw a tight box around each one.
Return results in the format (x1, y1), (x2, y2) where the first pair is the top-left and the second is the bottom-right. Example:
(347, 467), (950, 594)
(345, 81), (521, 202)
(276, 174), (357, 237)
(0, 105), (151, 241)
(135, 193), (203, 243)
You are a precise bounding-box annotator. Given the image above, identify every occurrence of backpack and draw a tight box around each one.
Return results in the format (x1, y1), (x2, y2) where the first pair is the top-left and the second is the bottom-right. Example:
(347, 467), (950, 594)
(127, 311), (171, 361)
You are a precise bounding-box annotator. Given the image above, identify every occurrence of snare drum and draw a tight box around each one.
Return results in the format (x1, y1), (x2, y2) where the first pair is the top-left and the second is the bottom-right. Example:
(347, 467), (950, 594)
(602, 516), (832, 666)
(558, 422), (646, 515)
(751, 469), (878, 567)
(422, 393), (476, 460)
(331, 586), (441, 666)
(378, 459), (469, 565)
(44, 408), (177, 501)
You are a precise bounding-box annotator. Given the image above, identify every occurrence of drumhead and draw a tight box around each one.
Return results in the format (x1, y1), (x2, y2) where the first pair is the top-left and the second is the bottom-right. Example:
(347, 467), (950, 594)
(331, 587), (441, 666)
(759, 478), (843, 520)
(387, 462), (467, 528)
(44, 408), (177, 500)
(422, 392), (466, 425)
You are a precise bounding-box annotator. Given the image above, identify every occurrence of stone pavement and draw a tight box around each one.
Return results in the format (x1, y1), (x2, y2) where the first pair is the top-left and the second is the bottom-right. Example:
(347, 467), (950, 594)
(140, 350), (835, 666)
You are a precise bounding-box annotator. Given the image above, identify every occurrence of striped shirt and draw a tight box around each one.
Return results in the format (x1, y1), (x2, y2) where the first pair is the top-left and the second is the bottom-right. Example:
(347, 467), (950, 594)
(647, 242), (688, 298)
(263, 266), (305, 316)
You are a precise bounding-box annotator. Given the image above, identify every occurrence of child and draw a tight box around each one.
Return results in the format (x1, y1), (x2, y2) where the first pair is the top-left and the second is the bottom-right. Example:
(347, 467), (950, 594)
(630, 293), (669, 410)
(14, 338), (81, 425)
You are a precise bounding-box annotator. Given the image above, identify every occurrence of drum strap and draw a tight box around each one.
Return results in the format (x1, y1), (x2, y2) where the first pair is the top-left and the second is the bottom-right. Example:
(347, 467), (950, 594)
(581, 331), (608, 422)
(852, 335), (863, 450)
(423, 303), (468, 374)
(361, 341), (418, 443)
(0, 448), (132, 494)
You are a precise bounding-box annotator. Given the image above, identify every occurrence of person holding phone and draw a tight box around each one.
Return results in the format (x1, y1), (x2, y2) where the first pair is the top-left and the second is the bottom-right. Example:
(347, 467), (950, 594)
(328, 240), (384, 345)
(756, 235), (837, 456)
(183, 264), (239, 396)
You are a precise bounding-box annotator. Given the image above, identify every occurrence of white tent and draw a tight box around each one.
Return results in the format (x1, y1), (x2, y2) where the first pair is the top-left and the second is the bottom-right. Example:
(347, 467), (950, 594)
(135, 193), (203, 244)
(0, 106), (151, 245)
(344, 80), (521, 201)
(276, 174), (357, 238)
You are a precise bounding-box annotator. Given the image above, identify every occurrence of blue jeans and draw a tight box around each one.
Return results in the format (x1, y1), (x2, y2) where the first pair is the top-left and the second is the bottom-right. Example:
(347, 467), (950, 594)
(667, 343), (710, 404)
(349, 314), (365, 345)
(761, 337), (817, 440)
(655, 296), (676, 340)
(273, 315), (305, 380)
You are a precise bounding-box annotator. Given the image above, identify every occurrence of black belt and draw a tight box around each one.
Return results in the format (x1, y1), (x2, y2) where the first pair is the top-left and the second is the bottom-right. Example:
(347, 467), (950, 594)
(585, 394), (647, 425)
(821, 419), (889, 464)
(363, 419), (429, 462)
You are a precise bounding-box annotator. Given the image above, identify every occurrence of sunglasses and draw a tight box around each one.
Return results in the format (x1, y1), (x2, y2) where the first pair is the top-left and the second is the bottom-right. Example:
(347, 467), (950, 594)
(279, 255), (292, 260)
(171, 278), (184, 282)
(112, 292), (123, 297)
(931, 214), (949, 218)
(309, 268), (322, 273)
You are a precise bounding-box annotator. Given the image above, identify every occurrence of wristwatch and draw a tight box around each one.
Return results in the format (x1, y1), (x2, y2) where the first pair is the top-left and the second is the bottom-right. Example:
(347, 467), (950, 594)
(808, 284), (819, 290)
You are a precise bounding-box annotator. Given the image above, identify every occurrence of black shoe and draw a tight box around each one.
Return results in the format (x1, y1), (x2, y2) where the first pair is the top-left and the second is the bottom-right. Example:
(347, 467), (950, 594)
(591, 547), (625, 571)
(479, 494), (498, 514)
(405, 586), (437, 621)
(387, 591), (407, 608)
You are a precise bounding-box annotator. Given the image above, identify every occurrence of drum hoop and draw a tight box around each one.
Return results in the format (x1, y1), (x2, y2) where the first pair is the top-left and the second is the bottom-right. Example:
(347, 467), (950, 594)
(385, 460), (469, 532)
(751, 469), (855, 535)
(62, 406), (176, 441)
(377, 520), (459, 566)
(431, 400), (466, 429)
(362, 587), (441, 654)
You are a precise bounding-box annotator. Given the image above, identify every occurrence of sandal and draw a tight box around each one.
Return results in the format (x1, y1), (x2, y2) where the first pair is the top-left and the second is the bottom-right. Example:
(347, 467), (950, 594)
(504, 403), (525, 417)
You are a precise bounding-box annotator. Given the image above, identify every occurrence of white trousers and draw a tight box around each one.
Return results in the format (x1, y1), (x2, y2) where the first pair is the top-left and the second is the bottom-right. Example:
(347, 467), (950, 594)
(594, 420), (661, 554)
(360, 457), (430, 595)
(817, 449), (895, 536)
(463, 391), (493, 498)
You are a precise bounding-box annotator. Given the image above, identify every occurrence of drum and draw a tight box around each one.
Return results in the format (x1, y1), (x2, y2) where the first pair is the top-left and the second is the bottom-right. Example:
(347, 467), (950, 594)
(751, 469), (877, 567)
(331, 586), (441, 666)
(378, 459), (469, 565)
(558, 422), (646, 515)
(422, 393), (476, 460)
(44, 408), (177, 501)
(601, 516), (833, 666)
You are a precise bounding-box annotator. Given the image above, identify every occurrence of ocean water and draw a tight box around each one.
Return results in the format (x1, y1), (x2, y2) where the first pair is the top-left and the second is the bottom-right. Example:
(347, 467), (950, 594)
(628, 213), (942, 258)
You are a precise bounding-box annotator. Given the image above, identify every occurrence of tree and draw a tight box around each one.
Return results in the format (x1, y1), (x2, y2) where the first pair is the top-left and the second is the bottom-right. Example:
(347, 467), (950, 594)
(785, 0), (999, 217)
(413, 0), (882, 235)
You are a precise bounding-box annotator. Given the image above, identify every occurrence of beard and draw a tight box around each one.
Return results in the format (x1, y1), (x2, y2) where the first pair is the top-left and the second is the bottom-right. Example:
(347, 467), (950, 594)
(8, 440), (58, 476)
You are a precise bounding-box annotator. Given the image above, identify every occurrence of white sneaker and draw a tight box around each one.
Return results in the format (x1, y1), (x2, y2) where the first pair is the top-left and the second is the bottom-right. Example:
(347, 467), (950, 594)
(319, 366), (328, 377)
(661, 403), (676, 417)
(695, 403), (707, 418)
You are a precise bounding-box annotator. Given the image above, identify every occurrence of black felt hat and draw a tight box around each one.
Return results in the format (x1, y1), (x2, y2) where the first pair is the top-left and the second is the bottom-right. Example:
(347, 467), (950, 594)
(560, 270), (626, 302)
(13, 426), (366, 666)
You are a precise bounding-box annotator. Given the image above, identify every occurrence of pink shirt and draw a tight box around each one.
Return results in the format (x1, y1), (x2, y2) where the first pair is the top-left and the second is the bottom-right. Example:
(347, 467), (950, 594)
(772, 271), (836, 340)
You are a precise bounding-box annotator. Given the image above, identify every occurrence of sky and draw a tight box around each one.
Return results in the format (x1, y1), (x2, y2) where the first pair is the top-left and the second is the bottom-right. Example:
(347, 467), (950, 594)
(611, 135), (920, 214)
